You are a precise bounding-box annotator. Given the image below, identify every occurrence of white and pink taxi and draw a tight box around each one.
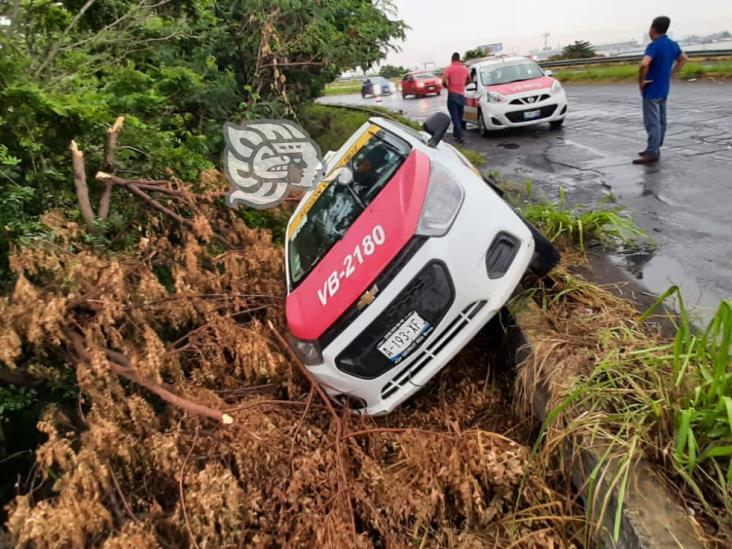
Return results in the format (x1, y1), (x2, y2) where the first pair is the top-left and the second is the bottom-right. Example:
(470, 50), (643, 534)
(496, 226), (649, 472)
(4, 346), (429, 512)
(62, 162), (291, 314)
(464, 57), (568, 135)
(284, 113), (559, 415)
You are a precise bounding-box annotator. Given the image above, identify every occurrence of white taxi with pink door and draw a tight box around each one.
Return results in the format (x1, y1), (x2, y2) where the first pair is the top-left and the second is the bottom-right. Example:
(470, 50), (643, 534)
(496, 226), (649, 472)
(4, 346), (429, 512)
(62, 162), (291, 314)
(284, 113), (559, 415)
(463, 57), (568, 135)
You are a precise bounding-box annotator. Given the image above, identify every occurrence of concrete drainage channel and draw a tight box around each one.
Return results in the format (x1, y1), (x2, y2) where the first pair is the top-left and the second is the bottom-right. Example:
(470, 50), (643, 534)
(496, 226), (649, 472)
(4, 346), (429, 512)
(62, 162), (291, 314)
(499, 255), (703, 548)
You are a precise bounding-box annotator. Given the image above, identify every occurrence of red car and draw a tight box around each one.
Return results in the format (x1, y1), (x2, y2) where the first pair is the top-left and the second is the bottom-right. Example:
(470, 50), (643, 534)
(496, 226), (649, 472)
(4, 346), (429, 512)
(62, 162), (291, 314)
(401, 72), (442, 98)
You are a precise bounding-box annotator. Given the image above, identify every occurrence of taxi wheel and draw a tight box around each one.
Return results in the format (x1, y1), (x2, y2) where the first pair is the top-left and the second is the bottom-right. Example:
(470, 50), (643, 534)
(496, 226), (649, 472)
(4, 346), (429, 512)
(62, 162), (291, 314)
(521, 218), (561, 278)
(402, 91), (407, 99)
(477, 109), (490, 138)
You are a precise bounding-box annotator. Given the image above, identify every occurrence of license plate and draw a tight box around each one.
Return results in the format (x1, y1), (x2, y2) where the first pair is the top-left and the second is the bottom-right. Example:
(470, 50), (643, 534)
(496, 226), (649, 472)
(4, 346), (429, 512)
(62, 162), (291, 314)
(523, 109), (541, 120)
(378, 311), (432, 363)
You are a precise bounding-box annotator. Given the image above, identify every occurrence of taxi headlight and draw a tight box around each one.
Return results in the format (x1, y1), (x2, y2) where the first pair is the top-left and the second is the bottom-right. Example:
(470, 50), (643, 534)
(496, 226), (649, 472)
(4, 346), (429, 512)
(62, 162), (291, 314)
(286, 332), (323, 366)
(487, 91), (507, 103)
(416, 162), (465, 237)
(551, 79), (562, 93)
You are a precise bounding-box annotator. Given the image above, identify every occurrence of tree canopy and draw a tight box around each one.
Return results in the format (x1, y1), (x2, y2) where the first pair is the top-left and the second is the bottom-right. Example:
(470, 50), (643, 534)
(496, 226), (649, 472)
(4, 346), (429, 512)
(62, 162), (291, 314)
(378, 64), (409, 78)
(554, 40), (597, 60)
(0, 0), (406, 282)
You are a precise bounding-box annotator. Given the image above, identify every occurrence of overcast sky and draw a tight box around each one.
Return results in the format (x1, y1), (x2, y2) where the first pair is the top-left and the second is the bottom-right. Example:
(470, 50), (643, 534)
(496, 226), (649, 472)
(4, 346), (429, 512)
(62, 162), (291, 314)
(384, 0), (732, 68)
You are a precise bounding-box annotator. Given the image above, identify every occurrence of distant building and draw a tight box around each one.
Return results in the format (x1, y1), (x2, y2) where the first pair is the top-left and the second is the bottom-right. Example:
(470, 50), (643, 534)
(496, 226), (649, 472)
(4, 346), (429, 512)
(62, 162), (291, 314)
(594, 40), (642, 56)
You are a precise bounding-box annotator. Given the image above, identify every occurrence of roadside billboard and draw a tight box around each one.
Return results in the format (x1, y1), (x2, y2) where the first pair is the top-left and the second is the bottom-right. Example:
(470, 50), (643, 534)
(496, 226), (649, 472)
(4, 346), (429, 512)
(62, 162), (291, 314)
(478, 42), (503, 55)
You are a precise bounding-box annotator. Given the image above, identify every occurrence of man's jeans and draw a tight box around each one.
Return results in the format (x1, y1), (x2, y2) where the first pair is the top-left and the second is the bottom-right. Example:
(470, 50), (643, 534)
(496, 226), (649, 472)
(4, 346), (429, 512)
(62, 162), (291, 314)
(643, 97), (667, 157)
(447, 92), (465, 140)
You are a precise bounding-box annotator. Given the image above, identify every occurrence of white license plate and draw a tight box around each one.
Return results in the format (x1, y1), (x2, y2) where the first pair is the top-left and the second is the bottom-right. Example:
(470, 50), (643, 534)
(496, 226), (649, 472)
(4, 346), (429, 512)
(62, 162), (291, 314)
(378, 312), (431, 363)
(523, 109), (541, 120)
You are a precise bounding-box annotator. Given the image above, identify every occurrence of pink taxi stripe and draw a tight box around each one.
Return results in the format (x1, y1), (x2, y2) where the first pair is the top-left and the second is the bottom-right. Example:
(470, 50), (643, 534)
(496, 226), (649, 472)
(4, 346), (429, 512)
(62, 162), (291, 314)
(488, 76), (554, 96)
(286, 149), (431, 341)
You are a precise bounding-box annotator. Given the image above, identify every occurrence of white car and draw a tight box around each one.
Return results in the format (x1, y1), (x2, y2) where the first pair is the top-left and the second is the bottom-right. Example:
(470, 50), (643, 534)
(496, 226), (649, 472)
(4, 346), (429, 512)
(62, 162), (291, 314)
(463, 56), (568, 135)
(284, 113), (559, 415)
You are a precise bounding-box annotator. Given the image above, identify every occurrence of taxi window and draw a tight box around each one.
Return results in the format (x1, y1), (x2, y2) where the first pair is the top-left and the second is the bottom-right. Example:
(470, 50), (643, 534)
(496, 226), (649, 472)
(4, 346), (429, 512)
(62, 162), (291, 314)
(480, 61), (543, 86)
(288, 128), (411, 287)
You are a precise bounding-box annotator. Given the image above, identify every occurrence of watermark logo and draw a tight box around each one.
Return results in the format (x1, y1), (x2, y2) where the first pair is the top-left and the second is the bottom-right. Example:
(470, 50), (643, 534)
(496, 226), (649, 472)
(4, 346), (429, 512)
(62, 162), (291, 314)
(223, 120), (325, 209)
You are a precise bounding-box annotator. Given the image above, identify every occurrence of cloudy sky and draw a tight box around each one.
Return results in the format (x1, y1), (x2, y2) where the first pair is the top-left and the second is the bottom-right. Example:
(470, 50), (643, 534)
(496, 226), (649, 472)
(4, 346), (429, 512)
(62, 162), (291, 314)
(383, 0), (732, 68)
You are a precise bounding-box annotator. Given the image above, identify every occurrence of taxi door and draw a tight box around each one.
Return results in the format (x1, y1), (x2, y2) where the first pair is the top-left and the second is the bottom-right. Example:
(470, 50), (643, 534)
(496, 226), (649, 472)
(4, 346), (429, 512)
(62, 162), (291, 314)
(463, 67), (481, 124)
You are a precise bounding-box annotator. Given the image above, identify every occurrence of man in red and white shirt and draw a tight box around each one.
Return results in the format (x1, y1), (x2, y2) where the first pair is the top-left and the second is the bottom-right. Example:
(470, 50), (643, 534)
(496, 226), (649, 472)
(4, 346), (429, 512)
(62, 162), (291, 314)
(441, 52), (471, 143)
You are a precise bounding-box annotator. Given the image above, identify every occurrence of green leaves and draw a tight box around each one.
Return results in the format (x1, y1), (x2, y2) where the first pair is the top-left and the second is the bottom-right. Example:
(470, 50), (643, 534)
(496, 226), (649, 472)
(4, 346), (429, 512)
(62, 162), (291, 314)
(515, 185), (649, 251)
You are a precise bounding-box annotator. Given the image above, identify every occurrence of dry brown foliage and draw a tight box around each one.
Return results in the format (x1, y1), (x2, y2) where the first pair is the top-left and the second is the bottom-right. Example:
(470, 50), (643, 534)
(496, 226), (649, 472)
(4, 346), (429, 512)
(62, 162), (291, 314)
(1, 170), (582, 547)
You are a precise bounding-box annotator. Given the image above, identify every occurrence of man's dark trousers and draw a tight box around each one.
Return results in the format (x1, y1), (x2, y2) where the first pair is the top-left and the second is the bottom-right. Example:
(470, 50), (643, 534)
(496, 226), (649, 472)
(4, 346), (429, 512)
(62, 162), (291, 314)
(447, 92), (465, 140)
(643, 96), (667, 157)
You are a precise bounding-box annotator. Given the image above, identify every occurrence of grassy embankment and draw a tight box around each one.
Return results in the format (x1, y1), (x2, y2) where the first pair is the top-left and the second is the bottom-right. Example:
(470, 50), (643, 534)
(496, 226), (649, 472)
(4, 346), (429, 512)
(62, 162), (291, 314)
(554, 58), (732, 83)
(499, 178), (732, 543)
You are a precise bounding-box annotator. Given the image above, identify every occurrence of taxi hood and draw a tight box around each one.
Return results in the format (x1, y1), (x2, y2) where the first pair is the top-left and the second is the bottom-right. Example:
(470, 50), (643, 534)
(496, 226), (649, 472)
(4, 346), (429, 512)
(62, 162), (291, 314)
(488, 76), (554, 96)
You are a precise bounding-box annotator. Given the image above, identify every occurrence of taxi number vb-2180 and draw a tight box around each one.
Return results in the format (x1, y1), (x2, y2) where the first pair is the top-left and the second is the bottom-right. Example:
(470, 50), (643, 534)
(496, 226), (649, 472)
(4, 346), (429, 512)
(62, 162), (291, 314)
(316, 224), (386, 307)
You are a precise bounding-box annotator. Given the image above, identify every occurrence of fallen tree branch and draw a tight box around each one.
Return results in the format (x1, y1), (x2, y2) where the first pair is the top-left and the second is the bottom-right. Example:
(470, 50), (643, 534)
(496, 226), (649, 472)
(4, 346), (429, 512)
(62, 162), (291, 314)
(64, 327), (233, 425)
(267, 321), (358, 544)
(97, 171), (195, 228)
(268, 321), (338, 421)
(71, 140), (96, 229)
(96, 171), (233, 248)
(95, 173), (172, 187)
(180, 426), (202, 549)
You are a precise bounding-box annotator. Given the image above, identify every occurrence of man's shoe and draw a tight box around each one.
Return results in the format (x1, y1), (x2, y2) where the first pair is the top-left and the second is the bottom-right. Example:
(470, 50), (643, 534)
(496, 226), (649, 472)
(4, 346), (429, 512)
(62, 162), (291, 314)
(456, 137), (465, 144)
(638, 150), (647, 156)
(633, 154), (659, 165)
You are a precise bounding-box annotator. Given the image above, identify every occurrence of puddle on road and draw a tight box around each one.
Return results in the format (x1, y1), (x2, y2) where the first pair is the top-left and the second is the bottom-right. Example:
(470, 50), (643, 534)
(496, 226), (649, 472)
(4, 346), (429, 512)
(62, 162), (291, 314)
(612, 251), (721, 324)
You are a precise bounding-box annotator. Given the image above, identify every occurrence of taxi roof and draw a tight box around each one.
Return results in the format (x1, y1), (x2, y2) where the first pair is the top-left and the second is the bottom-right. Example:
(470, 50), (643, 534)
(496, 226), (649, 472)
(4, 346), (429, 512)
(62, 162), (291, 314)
(467, 56), (534, 69)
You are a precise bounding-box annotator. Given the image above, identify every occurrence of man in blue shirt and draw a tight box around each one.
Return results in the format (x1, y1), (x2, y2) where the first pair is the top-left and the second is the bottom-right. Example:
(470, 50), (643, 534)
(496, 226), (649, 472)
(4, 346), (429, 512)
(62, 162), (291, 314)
(634, 16), (688, 165)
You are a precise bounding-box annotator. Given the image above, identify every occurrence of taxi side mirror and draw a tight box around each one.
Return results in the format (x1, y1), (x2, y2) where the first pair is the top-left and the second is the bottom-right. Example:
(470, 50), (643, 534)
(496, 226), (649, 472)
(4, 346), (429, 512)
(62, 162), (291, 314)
(544, 69), (553, 77)
(466, 82), (477, 92)
(423, 112), (451, 148)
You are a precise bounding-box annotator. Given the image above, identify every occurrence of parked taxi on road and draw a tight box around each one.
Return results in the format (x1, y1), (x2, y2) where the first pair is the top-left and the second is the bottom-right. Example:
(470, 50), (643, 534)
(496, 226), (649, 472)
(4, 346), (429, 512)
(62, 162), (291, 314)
(464, 56), (568, 135)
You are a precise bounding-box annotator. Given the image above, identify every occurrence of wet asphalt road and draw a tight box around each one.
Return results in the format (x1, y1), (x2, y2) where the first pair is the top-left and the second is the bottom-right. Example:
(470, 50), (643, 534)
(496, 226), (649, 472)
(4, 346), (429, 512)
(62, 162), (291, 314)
(320, 82), (732, 318)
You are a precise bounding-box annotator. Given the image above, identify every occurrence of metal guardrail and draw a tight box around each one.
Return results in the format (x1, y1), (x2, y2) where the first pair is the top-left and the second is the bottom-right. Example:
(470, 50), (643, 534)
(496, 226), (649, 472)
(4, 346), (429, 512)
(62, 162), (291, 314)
(539, 49), (732, 68)
(334, 50), (732, 84)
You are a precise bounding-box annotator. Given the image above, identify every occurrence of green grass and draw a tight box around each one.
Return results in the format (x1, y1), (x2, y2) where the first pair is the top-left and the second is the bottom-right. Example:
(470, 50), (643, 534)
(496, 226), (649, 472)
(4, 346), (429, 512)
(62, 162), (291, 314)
(538, 282), (732, 541)
(298, 103), (372, 152)
(455, 145), (486, 166)
(515, 183), (648, 250)
(323, 78), (401, 96)
(322, 81), (363, 96)
(553, 59), (732, 83)
(642, 289), (732, 484)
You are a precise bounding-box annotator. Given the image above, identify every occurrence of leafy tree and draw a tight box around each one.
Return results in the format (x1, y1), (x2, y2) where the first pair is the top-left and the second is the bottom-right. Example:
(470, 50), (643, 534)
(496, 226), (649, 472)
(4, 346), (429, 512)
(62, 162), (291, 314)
(379, 64), (408, 78)
(0, 0), (406, 281)
(559, 40), (597, 60)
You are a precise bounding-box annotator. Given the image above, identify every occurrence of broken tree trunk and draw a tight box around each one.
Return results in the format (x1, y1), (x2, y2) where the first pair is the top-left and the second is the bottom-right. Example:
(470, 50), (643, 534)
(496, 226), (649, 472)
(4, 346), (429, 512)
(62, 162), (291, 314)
(98, 116), (125, 220)
(70, 140), (96, 229)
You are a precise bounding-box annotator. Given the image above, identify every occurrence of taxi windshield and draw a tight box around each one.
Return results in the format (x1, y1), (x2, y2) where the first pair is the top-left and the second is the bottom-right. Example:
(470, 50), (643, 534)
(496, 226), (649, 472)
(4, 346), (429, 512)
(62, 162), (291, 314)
(287, 127), (411, 287)
(480, 61), (543, 86)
